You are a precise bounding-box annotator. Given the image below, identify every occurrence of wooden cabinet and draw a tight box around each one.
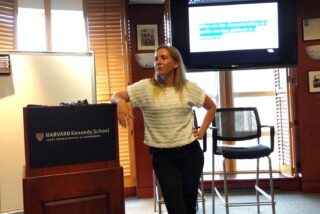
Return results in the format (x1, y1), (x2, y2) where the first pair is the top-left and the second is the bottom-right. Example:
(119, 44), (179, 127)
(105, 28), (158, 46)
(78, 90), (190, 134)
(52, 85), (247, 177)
(23, 168), (124, 214)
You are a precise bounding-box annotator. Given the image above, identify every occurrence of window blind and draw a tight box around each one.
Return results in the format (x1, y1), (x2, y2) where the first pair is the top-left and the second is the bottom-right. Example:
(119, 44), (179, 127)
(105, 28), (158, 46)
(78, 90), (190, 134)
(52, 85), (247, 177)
(83, 0), (134, 187)
(0, 0), (16, 50)
(274, 68), (295, 176)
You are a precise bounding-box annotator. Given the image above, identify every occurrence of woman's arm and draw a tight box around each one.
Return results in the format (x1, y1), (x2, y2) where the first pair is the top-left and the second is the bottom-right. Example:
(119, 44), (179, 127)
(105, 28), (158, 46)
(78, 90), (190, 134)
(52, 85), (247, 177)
(111, 90), (134, 128)
(195, 95), (216, 139)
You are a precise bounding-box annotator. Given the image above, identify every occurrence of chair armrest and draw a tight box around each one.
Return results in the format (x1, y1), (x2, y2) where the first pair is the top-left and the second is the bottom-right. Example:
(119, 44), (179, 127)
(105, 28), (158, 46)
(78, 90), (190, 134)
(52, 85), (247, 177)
(209, 126), (218, 154)
(209, 126), (217, 131)
(261, 125), (275, 152)
(196, 125), (207, 153)
(192, 110), (208, 152)
(202, 131), (207, 153)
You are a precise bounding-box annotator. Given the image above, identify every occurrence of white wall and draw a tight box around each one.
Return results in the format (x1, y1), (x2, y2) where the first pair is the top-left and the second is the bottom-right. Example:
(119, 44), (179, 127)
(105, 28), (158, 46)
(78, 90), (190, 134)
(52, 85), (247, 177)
(0, 51), (96, 212)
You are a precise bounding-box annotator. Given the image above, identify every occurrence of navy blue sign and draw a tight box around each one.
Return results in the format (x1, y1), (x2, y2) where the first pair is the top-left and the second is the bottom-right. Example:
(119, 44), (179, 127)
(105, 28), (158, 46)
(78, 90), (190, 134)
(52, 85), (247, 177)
(24, 104), (117, 168)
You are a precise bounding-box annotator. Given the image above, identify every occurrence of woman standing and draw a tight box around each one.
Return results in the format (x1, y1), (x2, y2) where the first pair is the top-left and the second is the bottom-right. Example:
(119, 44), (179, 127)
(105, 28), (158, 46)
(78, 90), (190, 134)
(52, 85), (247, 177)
(111, 44), (216, 214)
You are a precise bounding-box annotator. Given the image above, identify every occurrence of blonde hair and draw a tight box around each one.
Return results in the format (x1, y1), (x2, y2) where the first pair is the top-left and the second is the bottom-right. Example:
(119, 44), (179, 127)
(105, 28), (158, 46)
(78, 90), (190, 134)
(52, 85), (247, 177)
(151, 44), (187, 97)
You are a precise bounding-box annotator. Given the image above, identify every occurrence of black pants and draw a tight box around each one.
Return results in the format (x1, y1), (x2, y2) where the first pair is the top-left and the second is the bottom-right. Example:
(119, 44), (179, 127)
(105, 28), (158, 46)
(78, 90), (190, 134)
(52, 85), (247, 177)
(150, 140), (204, 214)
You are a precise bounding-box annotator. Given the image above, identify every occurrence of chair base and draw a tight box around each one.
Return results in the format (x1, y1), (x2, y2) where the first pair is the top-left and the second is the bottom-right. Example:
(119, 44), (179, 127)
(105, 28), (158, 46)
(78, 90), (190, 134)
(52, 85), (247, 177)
(214, 186), (276, 207)
(212, 157), (276, 214)
(153, 171), (206, 214)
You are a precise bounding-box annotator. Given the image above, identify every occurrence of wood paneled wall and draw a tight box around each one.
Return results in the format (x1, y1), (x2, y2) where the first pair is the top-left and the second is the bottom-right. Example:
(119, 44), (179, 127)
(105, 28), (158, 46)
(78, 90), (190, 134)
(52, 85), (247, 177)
(127, 0), (320, 196)
(296, 0), (320, 192)
(127, 3), (165, 197)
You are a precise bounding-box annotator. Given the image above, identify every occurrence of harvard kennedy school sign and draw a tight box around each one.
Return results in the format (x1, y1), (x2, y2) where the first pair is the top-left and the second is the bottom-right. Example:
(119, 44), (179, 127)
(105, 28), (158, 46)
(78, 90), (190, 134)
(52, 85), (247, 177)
(24, 104), (118, 168)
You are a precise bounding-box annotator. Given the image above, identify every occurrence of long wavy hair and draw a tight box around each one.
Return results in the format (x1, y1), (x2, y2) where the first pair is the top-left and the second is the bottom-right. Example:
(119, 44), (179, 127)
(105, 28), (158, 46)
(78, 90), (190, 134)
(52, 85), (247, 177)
(151, 44), (187, 97)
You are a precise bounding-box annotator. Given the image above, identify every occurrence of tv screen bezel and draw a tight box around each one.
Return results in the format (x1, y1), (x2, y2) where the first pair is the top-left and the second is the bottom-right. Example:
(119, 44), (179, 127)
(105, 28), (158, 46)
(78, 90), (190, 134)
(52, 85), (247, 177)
(170, 0), (297, 71)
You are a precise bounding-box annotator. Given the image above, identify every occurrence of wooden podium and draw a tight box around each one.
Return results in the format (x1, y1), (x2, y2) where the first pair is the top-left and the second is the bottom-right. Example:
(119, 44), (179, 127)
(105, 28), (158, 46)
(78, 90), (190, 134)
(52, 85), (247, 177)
(22, 104), (124, 214)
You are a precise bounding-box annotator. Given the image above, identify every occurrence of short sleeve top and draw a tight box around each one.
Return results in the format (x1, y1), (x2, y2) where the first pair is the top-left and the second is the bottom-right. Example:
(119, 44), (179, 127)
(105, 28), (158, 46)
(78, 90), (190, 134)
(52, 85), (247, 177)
(127, 79), (206, 148)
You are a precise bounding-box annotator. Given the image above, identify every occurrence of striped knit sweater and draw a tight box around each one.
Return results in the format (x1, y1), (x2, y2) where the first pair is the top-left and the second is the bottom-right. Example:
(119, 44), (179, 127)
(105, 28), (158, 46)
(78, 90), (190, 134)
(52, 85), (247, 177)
(127, 79), (205, 148)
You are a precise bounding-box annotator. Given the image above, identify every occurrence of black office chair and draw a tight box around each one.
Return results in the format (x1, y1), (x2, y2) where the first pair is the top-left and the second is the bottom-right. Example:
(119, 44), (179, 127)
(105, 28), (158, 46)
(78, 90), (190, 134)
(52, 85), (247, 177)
(211, 107), (276, 214)
(153, 110), (206, 213)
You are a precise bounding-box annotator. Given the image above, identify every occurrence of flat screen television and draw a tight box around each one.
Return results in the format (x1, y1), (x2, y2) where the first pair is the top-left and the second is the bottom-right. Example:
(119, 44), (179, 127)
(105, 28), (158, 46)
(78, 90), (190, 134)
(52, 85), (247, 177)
(170, 0), (297, 70)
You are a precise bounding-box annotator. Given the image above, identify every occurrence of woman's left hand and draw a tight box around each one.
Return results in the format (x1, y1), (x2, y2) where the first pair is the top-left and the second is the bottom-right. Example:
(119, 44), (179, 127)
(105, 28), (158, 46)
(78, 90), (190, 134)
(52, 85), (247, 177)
(192, 128), (204, 139)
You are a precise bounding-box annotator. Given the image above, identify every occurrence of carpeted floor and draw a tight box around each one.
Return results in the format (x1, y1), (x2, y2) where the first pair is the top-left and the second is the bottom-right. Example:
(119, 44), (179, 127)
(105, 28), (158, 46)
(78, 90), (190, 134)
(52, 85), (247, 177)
(125, 191), (320, 214)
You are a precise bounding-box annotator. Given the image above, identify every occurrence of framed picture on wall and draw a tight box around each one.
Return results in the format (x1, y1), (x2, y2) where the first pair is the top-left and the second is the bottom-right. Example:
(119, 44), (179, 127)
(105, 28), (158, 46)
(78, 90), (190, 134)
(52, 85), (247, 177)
(308, 71), (320, 93)
(0, 55), (11, 75)
(303, 18), (320, 41)
(137, 24), (158, 50)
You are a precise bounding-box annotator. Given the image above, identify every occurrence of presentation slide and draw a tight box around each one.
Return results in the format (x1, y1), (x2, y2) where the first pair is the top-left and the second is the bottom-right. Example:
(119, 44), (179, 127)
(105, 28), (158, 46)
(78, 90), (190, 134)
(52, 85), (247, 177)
(188, 2), (279, 52)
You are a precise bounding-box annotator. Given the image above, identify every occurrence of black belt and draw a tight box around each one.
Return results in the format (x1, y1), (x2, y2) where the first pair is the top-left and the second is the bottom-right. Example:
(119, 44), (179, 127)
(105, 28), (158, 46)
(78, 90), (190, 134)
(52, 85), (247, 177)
(149, 140), (199, 154)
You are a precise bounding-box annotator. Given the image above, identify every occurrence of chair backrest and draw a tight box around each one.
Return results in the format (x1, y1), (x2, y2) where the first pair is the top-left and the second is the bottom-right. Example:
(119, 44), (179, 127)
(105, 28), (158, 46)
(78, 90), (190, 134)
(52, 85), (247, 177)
(213, 107), (262, 141)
